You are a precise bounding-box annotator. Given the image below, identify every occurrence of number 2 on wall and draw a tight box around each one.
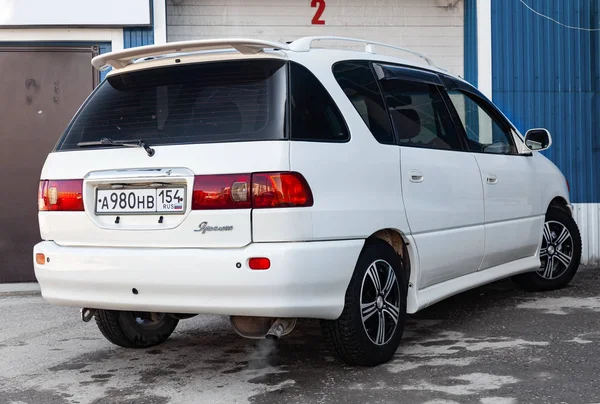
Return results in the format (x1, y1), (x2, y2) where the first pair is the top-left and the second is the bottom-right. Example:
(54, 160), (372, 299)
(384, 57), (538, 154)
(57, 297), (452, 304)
(311, 0), (326, 25)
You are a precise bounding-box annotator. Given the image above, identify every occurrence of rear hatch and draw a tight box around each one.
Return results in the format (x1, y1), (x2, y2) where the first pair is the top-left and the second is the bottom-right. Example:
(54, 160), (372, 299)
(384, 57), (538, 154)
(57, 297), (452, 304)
(39, 58), (289, 248)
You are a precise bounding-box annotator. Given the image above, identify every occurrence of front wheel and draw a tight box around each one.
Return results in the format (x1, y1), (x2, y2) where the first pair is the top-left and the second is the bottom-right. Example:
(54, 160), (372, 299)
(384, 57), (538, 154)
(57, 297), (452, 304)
(513, 207), (581, 291)
(95, 310), (179, 348)
(321, 239), (407, 366)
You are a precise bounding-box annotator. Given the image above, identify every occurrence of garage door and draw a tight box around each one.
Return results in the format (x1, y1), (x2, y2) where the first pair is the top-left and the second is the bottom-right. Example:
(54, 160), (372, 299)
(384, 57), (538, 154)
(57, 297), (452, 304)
(166, 0), (464, 76)
(0, 47), (96, 282)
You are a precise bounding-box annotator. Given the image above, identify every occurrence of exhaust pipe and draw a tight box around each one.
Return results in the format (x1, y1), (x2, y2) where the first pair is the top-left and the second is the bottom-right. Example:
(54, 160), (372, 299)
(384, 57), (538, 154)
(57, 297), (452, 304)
(265, 319), (286, 340)
(230, 316), (297, 339)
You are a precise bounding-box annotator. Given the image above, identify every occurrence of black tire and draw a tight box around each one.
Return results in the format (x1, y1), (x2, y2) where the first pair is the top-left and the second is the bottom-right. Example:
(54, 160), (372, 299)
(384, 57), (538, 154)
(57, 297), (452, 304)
(95, 310), (179, 348)
(321, 239), (407, 366)
(513, 207), (581, 292)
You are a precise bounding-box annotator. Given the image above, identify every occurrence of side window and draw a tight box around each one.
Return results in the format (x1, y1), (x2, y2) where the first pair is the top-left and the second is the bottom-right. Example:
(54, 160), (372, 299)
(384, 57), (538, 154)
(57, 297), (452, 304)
(332, 61), (394, 144)
(379, 78), (462, 151)
(447, 90), (517, 155)
(290, 62), (348, 142)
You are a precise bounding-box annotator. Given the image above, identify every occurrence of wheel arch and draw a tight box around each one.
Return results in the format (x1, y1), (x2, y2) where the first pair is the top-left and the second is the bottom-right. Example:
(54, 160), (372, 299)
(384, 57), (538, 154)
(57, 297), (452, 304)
(548, 196), (572, 217)
(368, 228), (411, 284)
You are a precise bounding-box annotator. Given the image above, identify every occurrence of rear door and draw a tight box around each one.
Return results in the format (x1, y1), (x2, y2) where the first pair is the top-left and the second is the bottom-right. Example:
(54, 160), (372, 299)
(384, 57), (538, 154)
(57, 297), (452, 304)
(442, 78), (543, 269)
(39, 58), (289, 248)
(374, 64), (485, 289)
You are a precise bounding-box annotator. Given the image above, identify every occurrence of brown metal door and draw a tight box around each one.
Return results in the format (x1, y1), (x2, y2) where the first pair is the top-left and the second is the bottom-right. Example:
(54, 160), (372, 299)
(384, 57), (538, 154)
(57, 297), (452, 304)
(0, 47), (96, 283)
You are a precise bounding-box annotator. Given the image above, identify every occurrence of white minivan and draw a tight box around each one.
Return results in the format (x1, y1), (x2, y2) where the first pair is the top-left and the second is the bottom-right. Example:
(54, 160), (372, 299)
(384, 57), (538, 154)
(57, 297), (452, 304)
(34, 37), (581, 366)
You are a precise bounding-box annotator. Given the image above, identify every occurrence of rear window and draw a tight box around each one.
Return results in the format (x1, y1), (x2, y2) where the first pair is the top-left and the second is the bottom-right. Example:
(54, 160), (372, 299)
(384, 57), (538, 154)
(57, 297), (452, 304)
(56, 59), (287, 151)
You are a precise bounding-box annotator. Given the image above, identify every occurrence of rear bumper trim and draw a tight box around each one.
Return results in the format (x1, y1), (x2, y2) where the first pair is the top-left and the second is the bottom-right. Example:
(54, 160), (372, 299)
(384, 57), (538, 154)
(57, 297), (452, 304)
(33, 240), (363, 319)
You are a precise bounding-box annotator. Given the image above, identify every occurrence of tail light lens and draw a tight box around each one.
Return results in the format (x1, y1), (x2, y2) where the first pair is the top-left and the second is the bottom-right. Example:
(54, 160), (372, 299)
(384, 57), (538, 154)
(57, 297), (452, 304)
(252, 172), (313, 208)
(38, 180), (84, 211)
(192, 174), (252, 210)
(192, 172), (313, 210)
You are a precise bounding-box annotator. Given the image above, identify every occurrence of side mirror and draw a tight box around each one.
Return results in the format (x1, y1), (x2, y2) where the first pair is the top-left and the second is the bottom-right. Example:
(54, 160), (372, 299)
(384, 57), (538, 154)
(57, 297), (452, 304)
(524, 128), (552, 151)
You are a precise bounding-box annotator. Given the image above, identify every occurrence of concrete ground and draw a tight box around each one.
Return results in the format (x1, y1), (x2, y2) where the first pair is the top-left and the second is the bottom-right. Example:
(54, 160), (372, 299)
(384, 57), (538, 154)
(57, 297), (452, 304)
(1, 268), (599, 404)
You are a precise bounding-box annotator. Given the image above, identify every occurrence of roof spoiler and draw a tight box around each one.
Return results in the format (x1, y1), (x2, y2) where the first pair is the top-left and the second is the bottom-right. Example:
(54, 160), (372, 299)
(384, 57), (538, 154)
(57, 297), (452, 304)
(91, 38), (290, 71)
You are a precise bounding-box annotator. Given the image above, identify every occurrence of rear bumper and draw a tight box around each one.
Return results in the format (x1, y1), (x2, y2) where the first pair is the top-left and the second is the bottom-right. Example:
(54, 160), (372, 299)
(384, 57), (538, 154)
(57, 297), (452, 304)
(33, 240), (363, 320)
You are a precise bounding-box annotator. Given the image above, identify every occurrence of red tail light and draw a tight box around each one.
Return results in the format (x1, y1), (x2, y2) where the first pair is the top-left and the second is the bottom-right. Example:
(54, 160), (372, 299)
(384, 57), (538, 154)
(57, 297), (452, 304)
(38, 180), (84, 211)
(191, 172), (313, 210)
(192, 174), (251, 210)
(252, 172), (313, 208)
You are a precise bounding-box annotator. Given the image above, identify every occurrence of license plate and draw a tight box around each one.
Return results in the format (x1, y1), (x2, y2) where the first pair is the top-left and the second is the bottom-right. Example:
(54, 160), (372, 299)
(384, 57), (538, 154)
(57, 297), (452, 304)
(95, 187), (186, 215)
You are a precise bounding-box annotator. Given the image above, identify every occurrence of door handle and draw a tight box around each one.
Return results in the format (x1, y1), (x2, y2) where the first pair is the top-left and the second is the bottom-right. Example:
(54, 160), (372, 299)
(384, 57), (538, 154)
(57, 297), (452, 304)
(409, 170), (424, 183)
(486, 174), (498, 185)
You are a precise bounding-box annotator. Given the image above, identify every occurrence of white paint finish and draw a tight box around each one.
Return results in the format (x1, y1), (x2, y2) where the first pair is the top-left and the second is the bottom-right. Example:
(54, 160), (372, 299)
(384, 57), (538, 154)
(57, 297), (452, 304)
(474, 153), (543, 269)
(517, 296), (600, 315)
(400, 148), (484, 288)
(476, 0), (492, 98)
(33, 239), (363, 319)
(480, 215), (543, 271)
(288, 50), (410, 241)
(40, 142), (288, 248)
(573, 203), (600, 265)
(153, 0), (168, 45)
(166, 0), (465, 76)
(413, 255), (540, 312)
(289, 141), (406, 242)
(0, 28), (124, 50)
(0, 0), (150, 26)
(414, 226), (485, 289)
(35, 39), (577, 319)
(403, 373), (519, 396)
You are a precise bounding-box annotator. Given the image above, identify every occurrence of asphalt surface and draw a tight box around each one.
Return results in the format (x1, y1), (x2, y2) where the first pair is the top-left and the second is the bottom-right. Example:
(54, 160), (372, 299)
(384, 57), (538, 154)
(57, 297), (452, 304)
(1, 267), (600, 404)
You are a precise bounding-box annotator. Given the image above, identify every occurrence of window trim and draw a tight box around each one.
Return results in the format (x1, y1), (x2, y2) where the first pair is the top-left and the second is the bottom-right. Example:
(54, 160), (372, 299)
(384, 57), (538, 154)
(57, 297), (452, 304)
(373, 63), (467, 153)
(289, 61), (350, 144)
(329, 60), (394, 145)
(439, 75), (529, 157)
(54, 58), (289, 151)
(443, 88), (520, 156)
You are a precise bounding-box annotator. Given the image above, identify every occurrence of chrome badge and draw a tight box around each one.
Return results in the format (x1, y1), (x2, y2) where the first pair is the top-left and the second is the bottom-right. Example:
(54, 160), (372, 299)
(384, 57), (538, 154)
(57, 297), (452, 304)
(194, 221), (234, 234)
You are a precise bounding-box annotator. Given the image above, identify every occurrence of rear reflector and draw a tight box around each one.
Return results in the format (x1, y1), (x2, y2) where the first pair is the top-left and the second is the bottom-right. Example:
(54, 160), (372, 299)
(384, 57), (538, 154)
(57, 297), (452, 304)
(38, 180), (84, 211)
(192, 172), (313, 210)
(248, 257), (270, 270)
(35, 253), (46, 265)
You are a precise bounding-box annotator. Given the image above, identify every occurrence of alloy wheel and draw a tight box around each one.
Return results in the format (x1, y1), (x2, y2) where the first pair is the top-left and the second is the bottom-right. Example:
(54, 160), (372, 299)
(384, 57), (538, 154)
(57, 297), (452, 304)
(360, 259), (401, 346)
(538, 220), (573, 280)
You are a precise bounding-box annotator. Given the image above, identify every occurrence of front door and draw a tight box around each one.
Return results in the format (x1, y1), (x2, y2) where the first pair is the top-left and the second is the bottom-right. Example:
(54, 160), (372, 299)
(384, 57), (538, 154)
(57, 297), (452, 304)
(444, 86), (544, 270)
(375, 64), (485, 289)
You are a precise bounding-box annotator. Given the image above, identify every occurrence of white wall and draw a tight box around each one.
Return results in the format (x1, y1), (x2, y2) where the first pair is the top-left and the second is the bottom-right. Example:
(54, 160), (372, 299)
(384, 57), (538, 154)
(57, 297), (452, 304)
(0, 28), (124, 51)
(166, 0), (465, 75)
(0, 0), (150, 26)
(573, 204), (600, 266)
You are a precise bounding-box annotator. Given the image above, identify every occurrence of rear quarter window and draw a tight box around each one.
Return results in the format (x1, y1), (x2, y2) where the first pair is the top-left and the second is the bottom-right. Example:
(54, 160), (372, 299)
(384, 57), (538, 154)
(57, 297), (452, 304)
(56, 59), (287, 151)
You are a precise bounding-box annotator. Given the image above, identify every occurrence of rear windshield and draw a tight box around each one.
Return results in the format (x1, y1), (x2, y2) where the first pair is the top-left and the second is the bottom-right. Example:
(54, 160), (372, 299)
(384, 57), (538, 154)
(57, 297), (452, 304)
(56, 59), (287, 151)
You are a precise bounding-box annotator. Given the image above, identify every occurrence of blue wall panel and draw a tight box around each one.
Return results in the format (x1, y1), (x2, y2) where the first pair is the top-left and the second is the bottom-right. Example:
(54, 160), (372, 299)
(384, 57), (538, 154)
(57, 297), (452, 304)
(491, 0), (599, 204)
(98, 43), (112, 82)
(123, 26), (154, 49)
(464, 0), (478, 86)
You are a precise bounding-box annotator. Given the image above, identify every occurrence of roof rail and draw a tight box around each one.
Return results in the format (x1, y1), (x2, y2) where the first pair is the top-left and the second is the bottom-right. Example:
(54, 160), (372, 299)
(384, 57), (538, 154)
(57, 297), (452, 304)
(91, 38), (289, 71)
(288, 36), (438, 67)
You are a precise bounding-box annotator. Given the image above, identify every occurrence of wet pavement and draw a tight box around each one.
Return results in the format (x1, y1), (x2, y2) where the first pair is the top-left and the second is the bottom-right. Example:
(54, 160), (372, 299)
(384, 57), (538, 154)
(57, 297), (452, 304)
(1, 267), (599, 404)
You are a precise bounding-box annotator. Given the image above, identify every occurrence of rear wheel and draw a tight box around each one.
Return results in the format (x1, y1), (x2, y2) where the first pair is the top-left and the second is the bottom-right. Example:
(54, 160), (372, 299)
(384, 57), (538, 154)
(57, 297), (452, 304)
(513, 207), (581, 291)
(95, 310), (179, 348)
(321, 239), (407, 366)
